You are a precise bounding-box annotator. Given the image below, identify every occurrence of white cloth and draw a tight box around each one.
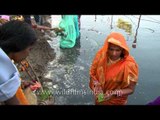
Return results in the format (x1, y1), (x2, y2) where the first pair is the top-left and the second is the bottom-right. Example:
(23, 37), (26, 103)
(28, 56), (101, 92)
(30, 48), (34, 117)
(0, 48), (20, 102)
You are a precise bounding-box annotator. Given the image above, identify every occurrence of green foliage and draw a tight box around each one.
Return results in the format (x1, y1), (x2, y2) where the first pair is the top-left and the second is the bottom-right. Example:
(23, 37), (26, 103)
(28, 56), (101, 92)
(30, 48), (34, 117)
(36, 89), (53, 101)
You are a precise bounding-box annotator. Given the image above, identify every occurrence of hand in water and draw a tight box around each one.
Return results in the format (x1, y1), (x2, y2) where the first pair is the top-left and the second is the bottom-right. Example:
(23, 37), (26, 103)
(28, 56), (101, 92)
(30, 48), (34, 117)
(93, 80), (104, 102)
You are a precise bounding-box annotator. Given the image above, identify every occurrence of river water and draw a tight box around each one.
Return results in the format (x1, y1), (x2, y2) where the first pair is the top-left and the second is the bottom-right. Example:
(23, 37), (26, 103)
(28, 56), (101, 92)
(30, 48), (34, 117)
(45, 15), (160, 105)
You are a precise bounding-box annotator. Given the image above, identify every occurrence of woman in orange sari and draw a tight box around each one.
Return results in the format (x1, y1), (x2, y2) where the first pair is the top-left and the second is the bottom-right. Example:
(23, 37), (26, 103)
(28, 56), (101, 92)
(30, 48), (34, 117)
(89, 32), (139, 105)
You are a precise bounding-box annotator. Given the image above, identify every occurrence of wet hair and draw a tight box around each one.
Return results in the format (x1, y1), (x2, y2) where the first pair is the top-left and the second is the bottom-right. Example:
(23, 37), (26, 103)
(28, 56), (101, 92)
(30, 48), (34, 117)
(0, 20), (37, 54)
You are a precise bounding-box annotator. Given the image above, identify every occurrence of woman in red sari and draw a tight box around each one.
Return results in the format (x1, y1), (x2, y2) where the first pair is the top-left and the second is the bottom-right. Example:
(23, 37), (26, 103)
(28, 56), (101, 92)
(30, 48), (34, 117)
(89, 32), (139, 105)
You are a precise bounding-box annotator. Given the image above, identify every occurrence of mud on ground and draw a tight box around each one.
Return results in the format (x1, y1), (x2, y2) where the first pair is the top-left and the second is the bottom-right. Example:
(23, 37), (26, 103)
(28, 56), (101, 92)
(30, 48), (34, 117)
(27, 30), (55, 82)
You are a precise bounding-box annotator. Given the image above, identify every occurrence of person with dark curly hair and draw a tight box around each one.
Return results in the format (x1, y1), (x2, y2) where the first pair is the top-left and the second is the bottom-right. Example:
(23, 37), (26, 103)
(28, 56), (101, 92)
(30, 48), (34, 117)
(0, 20), (37, 105)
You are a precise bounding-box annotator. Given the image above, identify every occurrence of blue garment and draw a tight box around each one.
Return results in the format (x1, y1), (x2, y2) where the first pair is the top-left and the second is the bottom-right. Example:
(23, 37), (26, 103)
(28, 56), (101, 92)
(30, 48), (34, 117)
(0, 48), (20, 102)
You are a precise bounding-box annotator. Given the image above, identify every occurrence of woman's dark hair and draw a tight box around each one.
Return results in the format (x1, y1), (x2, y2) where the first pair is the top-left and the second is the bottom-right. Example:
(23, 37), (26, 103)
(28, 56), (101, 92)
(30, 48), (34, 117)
(0, 20), (37, 54)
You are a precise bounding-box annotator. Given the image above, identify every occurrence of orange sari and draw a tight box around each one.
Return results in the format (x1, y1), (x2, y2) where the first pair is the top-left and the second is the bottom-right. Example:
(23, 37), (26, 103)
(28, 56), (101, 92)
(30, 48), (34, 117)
(89, 32), (139, 105)
(16, 87), (29, 105)
(16, 77), (29, 105)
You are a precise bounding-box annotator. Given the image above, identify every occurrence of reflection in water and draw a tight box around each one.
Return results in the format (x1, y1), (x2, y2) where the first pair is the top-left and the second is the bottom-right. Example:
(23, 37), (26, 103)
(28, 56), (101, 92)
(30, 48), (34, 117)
(95, 15), (97, 22)
(110, 15), (113, 29)
(132, 15), (141, 48)
(49, 36), (94, 105)
(116, 18), (132, 35)
(58, 37), (81, 65)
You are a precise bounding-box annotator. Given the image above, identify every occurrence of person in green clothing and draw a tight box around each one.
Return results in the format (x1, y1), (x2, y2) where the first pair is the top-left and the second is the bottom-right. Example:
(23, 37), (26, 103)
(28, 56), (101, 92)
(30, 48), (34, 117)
(59, 15), (80, 48)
